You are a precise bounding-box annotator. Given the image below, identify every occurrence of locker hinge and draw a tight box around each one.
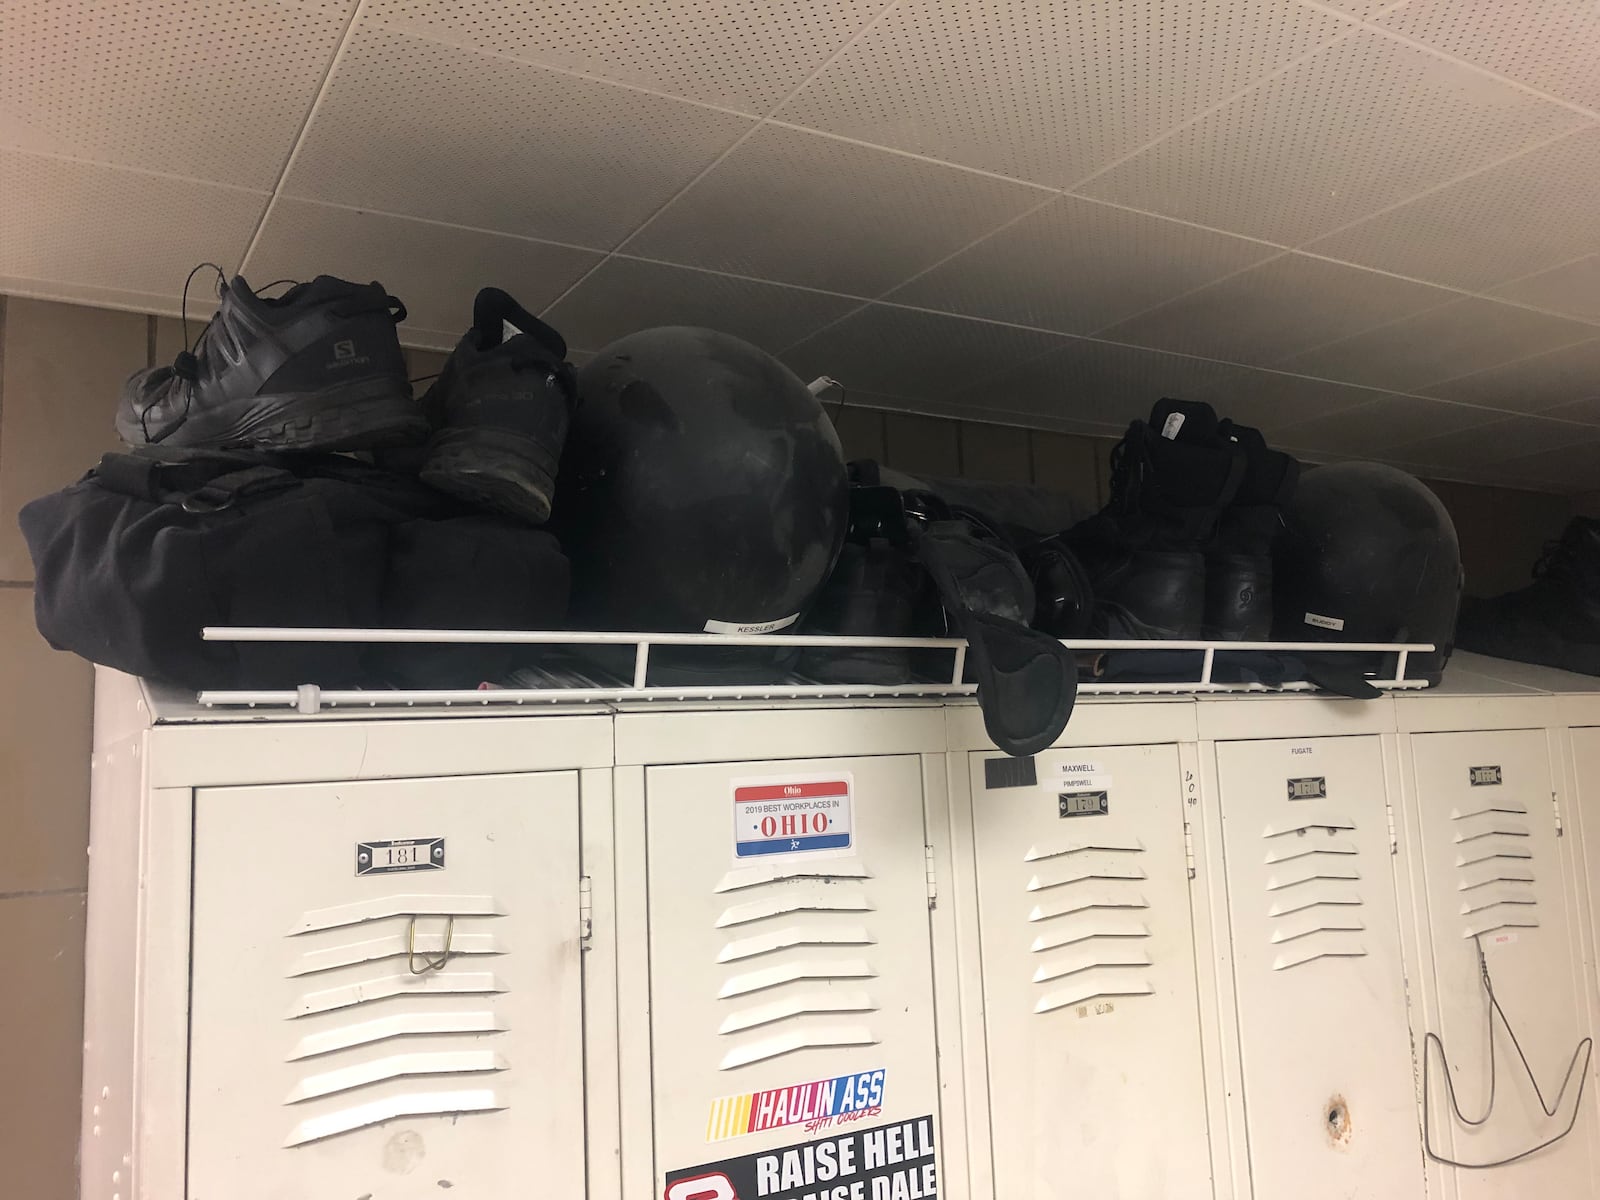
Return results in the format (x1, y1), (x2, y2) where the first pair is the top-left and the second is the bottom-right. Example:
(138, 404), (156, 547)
(1553, 791), (1565, 837)
(1182, 821), (1196, 880)
(1385, 799), (1398, 854)
(578, 875), (594, 946)
(924, 845), (938, 908)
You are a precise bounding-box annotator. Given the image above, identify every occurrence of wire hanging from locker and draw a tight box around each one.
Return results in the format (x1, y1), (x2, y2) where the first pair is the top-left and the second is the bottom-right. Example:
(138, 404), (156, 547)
(1422, 934), (1593, 1169)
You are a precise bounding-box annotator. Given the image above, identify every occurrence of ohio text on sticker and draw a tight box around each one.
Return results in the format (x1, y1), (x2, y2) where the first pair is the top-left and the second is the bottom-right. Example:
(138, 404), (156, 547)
(734, 777), (853, 860)
(666, 1113), (938, 1200)
(706, 1069), (886, 1142)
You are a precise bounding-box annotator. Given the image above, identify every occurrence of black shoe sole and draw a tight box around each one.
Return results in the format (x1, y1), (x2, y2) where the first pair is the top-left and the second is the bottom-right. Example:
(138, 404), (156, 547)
(420, 427), (560, 525)
(125, 375), (426, 452)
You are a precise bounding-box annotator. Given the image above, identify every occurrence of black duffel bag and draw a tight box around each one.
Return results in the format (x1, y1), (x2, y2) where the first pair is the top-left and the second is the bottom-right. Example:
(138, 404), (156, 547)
(18, 447), (569, 690)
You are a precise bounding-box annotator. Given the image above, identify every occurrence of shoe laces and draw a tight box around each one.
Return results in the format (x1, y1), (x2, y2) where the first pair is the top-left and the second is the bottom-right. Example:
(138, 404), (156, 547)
(138, 262), (226, 441)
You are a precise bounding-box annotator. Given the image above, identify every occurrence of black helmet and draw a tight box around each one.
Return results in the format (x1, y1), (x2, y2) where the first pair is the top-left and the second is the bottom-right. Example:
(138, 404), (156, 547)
(556, 326), (848, 635)
(1272, 462), (1461, 685)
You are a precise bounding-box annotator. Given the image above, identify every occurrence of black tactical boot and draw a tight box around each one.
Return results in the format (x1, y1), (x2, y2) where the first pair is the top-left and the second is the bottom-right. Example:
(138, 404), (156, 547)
(417, 287), (576, 525)
(1063, 399), (1244, 639)
(119, 273), (422, 451)
(1205, 420), (1299, 640)
(1456, 517), (1600, 676)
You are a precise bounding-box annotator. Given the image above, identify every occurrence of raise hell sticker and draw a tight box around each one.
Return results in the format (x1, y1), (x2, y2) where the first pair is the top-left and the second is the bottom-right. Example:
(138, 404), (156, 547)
(666, 1114), (938, 1200)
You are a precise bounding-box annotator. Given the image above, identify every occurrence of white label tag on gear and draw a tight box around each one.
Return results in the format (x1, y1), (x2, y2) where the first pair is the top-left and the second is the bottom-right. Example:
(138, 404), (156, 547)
(1304, 611), (1345, 632)
(704, 613), (799, 635)
(1161, 412), (1186, 440)
(502, 319), (521, 342)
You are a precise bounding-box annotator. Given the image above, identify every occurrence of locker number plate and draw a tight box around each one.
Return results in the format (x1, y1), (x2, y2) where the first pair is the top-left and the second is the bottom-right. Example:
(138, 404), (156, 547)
(1287, 776), (1327, 800)
(1470, 765), (1503, 786)
(1059, 790), (1109, 818)
(356, 837), (445, 875)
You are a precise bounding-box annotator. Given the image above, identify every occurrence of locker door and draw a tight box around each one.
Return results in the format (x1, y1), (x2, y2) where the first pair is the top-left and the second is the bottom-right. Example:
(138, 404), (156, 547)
(1408, 730), (1599, 1197)
(970, 743), (1213, 1199)
(1215, 735), (1423, 1198)
(188, 773), (584, 1200)
(646, 754), (941, 1190)
(1576, 728), (1600, 1002)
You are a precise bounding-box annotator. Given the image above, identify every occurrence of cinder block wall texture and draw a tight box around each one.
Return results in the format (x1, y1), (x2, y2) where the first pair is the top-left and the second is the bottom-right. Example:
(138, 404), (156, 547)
(0, 294), (1585, 1197)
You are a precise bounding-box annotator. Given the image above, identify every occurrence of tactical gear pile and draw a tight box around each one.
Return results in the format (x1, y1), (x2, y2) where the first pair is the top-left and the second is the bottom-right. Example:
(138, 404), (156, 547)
(21, 264), (1484, 749)
(1457, 517), (1600, 677)
(26, 273), (579, 690)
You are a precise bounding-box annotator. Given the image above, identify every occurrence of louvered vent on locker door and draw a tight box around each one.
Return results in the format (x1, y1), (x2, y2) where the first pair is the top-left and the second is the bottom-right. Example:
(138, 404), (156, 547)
(281, 894), (510, 1147)
(1262, 814), (1370, 971)
(1452, 798), (1539, 940)
(712, 860), (879, 1070)
(1023, 836), (1154, 1014)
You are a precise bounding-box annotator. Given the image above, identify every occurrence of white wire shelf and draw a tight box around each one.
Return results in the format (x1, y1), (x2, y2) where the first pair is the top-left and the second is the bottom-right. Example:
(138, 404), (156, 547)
(195, 628), (1435, 713)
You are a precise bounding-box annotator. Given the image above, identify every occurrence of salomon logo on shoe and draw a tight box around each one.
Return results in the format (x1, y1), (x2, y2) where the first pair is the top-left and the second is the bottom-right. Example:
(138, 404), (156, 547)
(327, 339), (372, 370)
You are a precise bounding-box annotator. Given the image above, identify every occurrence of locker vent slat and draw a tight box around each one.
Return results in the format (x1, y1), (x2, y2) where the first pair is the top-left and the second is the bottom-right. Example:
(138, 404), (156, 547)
(717, 924), (874, 963)
(290, 893), (505, 934)
(1024, 837), (1144, 862)
(1262, 810), (1370, 970)
(287, 1010), (506, 1061)
(718, 1026), (878, 1071)
(282, 900), (514, 1146)
(1025, 842), (1153, 1012)
(282, 1087), (507, 1147)
(717, 991), (876, 1034)
(1452, 806), (1539, 937)
(284, 1050), (507, 1103)
(714, 871), (883, 1070)
(288, 926), (503, 977)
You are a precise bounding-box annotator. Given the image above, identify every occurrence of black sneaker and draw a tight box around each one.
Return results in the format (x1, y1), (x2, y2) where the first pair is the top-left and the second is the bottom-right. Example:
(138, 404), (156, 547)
(119, 272), (422, 451)
(1063, 398), (1245, 639)
(417, 287), (576, 525)
(1205, 420), (1299, 641)
(1457, 517), (1600, 676)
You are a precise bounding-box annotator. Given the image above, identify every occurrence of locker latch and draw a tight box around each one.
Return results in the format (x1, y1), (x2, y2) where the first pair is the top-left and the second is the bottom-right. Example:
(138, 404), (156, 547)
(579, 875), (594, 946)
(1182, 822), (1195, 880)
(1385, 800), (1398, 854)
(924, 845), (937, 908)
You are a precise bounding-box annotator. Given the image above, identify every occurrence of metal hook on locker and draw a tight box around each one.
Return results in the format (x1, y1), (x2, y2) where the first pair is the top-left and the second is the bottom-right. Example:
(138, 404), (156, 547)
(1421, 935), (1594, 1169)
(407, 914), (455, 974)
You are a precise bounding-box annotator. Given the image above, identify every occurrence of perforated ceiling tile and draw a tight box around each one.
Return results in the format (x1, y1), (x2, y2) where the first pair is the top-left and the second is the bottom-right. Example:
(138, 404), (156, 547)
(1275, 395), (1500, 456)
(1078, 27), (1589, 245)
(1307, 126), (1600, 291)
(1490, 255), (1600, 324)
(1191, 366), (1401, 432)
(780, 305), (1068, 399)
(0, 150), (265, 304)
(1377, 0), (1600, 110)
(1275, 297), (1598, 393)
(1539, 395), (1600, 427)
(1392, 415), (1600, 470)
(1419, 338), (1600, 414)
(542, 257), (859, 354)
(0, 0), (352, 188)
(282, 25), (755, 249)
(1096, 253), (1453, 365)
(623, 124), (1047, 297)
(1492, 440), (1600, 494)
(777, 0), (1346, 187)
(942, 335), (1246, 427)
(242, 199), (604, 344)
(363, 0), (889, 114)
(887, 195), (1279, 335)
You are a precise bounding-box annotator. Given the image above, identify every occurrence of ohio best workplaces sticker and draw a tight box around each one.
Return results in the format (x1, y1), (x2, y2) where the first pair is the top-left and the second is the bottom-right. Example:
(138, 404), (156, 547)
(666, 1114), (938, 1200)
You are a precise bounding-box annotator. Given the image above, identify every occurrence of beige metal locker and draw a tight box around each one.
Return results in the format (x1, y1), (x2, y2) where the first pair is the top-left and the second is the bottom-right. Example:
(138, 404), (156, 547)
(638, 749), (945, 1198)
(966, 741), (1214, 1199)
(187, 773), (586, 1199)
(1214, 734), (1424, 1198)
(1404, 728), (1599, 1196)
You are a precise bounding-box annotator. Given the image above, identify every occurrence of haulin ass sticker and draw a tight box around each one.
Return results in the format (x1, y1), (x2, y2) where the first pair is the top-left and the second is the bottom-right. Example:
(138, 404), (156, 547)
(705, 1069), (886, 1142)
